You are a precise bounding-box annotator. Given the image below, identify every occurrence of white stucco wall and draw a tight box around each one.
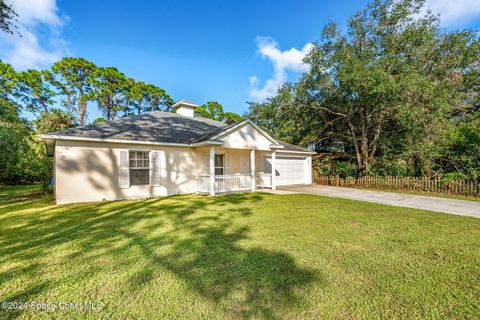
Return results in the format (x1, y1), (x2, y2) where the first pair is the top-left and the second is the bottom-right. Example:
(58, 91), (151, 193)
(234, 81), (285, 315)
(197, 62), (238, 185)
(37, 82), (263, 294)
(193, 147), (255, 175)
(52, 126), (314, 204)
(175, 106), (195, 118)
(195, 147), (313, 183)
(54, 140), (203, 204)
(219, 124), (273, 150)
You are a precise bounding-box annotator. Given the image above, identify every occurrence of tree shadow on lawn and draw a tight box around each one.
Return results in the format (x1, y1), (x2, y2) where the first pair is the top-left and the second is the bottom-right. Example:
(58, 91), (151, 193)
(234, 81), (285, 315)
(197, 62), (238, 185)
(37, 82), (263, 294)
(0, 192), (320, 319)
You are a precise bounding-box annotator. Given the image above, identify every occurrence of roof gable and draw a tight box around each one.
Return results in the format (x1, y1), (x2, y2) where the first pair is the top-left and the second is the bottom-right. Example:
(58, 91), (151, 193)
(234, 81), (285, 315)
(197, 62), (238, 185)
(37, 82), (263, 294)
(212, 121), (280, 151)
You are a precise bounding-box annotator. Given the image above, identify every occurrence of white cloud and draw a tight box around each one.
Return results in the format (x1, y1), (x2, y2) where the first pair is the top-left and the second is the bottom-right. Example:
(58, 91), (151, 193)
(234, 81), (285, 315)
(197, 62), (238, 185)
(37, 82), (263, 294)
(425, 0), (480, 25)
(248, 36), (313, 102)
(0, 0), (70, 70)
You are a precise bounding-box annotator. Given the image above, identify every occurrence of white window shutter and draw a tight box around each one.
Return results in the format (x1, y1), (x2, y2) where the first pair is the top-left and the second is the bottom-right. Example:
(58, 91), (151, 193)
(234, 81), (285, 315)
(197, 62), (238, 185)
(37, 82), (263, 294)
(225, 154), (231, 174)
(204, 153), (210, 174)
(119, 150), (129, 188)
(151, 151), (161, 186)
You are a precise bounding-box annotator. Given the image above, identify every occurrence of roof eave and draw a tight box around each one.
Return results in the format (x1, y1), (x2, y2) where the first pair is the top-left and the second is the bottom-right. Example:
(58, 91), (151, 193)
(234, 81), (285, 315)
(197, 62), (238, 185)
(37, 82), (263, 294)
(37, 134), (191, 147)
(277, 149), (317, 155)
(172, 101), (199, 109)
(269, 144), (284, 149)
(191, 140), (224, 147)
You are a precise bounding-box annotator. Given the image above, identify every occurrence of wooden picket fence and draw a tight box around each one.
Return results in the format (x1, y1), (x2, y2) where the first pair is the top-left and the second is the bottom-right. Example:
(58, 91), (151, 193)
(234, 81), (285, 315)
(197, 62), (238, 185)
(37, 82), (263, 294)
(313, 175), (480, 197)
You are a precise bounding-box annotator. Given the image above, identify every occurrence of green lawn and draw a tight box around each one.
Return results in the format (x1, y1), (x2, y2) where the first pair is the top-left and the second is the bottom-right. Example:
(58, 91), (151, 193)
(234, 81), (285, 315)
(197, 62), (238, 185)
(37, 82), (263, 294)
(0, 184), (43, 202)
(0, 186), (479, 319)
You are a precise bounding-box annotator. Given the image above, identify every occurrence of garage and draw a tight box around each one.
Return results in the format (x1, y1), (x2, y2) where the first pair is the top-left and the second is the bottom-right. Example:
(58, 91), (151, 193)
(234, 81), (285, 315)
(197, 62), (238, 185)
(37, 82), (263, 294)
(263, 155), (309, 186)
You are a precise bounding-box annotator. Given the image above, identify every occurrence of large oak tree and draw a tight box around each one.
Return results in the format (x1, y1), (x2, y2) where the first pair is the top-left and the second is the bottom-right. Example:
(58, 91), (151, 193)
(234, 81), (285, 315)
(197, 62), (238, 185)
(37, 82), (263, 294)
(247, 0), (480, 175)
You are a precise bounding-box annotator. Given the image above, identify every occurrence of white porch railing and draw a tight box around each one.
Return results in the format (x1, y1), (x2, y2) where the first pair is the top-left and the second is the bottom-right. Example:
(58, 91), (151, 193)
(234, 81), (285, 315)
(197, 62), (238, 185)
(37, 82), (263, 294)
(197, 174), (253, 194)
(197, 175), (211, 194)
(256, 173), (272, 188)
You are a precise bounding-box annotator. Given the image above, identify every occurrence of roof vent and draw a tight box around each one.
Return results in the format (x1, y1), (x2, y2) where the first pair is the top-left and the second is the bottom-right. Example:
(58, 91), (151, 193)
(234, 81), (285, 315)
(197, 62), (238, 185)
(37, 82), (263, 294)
(172, 99), (199, 117)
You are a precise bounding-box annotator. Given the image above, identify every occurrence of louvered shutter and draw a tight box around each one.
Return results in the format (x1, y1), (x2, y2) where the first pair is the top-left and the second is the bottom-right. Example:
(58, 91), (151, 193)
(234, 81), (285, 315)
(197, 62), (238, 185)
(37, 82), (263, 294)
(225, 154), (231, 174)
(151, 151), (161, 186)
(204, 153), (210, 174)
(119, 150), (129, 188)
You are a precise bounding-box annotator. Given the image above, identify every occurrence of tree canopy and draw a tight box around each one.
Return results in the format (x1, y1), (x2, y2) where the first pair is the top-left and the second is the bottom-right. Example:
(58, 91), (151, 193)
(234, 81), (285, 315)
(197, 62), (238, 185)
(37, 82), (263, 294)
(0, 57), (240, 186)
(246, 0), (480, 180)
(15, 70), (56, 114)
(196, 101), (242, 124)
(123, 80), (173, 116)
(0, 0), (18, 35)
(93, 67), (128, 121)
(51, 58), (97, 126)
(1, 0), (479, 187)
(34, 109), (77, 135)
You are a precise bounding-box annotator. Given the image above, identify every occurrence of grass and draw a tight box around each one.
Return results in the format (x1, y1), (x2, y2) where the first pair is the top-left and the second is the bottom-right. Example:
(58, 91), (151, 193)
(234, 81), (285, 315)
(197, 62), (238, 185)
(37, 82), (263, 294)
(0, 184), (43, 202)
(0, 186), (479, 319)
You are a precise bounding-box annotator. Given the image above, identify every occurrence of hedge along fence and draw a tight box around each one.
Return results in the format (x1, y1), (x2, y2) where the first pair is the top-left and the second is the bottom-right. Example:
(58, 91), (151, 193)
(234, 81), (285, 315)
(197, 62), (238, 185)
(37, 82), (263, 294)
(313, 175), (480, 197)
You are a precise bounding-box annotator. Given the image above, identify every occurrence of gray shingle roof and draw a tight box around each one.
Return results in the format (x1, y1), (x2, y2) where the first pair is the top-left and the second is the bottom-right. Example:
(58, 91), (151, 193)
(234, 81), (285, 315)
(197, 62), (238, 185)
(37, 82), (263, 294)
(48, 111), (226, 144)
(191, 122), (238, 143)
(46, 111), (313, 153)
(275, 140), (312, 153)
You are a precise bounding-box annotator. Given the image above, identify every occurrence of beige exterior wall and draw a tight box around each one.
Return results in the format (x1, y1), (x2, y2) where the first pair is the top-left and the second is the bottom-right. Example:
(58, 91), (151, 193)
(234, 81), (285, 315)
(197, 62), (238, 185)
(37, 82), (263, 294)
(219, 124), (273, 150)
(53, 131), (313, 204)
(54, 140), (203, 204)
(193, 147), (313, 179)
(194, 147), (254, 175)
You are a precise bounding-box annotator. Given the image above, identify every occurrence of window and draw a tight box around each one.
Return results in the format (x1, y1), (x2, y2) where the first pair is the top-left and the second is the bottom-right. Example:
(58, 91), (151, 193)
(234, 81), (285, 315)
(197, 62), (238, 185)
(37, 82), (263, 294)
(204, 153), (230, 175)
(129, 151), (150, 185)
(262, 155), (272, 174)
(215, 154), (224, 175)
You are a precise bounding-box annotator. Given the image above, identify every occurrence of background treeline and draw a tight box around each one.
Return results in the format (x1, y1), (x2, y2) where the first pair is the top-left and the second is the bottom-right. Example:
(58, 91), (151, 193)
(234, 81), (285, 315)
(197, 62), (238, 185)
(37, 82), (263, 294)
(0, 56), (242, 186)
(2, 0), (479, 187)
(245, 0), (480, 182)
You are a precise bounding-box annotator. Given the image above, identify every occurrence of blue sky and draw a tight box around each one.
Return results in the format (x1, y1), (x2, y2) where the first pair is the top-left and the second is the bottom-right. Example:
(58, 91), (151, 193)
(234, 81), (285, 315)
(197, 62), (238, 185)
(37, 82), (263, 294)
(1, 0), (480, 123)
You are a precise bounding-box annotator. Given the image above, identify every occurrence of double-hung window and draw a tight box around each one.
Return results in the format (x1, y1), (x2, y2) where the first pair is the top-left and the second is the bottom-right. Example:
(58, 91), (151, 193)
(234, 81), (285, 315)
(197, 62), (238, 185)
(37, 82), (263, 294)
(129, 151), (150, 185)
(204, 153), (229, 175)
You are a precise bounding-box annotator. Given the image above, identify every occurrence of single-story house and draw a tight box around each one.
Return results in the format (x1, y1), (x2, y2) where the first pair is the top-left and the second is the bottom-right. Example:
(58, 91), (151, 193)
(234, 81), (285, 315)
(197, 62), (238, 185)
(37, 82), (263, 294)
(38, 100), (315, 204)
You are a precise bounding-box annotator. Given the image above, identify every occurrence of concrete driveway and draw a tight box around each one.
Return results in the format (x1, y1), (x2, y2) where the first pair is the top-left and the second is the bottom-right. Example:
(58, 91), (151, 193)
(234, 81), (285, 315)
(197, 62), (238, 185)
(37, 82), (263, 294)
(273, 185), (480, 218)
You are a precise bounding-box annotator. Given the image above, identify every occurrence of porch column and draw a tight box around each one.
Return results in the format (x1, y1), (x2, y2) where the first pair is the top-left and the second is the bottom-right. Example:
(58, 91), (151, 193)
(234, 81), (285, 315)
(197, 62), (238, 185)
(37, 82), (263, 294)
(209, 145), (215, 196)
(250, 149), (256, 191)
(271, 150), (276, 190)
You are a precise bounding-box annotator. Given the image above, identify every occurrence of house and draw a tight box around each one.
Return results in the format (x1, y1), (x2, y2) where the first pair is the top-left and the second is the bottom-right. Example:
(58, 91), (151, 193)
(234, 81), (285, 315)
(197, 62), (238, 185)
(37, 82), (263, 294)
(38, 100), (315, 204)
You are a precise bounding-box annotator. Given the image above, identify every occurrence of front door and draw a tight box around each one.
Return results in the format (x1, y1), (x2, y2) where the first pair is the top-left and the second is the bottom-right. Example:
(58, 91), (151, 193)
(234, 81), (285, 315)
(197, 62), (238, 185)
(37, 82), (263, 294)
(240, 154), (250, 174)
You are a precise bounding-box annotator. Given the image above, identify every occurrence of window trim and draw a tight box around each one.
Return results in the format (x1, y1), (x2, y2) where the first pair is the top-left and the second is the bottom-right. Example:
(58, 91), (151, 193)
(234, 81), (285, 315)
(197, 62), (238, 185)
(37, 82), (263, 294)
(129, 150), (150, 186)
(204, 152), (228, 176)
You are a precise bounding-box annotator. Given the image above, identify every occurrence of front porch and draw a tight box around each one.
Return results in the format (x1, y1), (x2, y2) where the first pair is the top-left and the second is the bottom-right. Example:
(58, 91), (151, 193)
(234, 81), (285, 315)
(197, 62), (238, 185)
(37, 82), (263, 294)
(196, 173), (273, 194)
(195, 145), (278, 195)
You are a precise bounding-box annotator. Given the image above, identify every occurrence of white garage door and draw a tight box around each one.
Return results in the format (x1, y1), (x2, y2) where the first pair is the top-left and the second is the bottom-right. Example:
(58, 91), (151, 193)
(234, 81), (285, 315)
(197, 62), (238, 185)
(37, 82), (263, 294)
(263, 155), (307, 186)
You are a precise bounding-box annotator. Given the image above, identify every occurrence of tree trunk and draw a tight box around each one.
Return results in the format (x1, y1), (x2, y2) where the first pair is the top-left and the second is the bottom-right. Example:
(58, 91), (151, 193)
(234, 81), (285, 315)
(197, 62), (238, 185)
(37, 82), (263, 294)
(347, 119), (362, 169)
(78, 100), (87, 126)
(106, 95), (112, 121)
(360, 107), (371, 175)
(151, 99), (158, 112)
(360, 138), (369, 175)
